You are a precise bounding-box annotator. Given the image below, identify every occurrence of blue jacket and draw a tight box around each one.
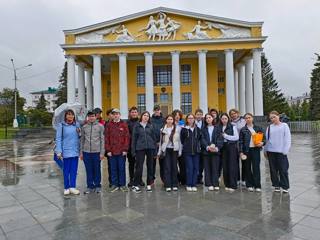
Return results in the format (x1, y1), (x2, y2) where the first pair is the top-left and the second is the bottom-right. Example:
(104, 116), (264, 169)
(55, 121), (80, 158)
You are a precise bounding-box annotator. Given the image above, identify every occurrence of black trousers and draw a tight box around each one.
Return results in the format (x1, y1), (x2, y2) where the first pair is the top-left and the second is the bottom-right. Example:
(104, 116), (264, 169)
(222, 143), (238, 189)
(267, 152), (290, 190)
(203, 154), (220, 187)
(127, 152), (135, 182)
(134, 149), (154, 186)
(177, 155), (186, 185)
(197, 153), (204, 183)
(163, 148), (178, 188)
(245, 148), (261, 188)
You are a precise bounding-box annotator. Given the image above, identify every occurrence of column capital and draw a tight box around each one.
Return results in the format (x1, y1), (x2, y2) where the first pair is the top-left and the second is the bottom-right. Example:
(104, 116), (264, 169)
(117, 52), (127, 57)
(84, 67), (93, 73)
(170, 51), (180, 55)
(144, 52), (154, 56)
(243, 56), (253, 62)
(65, 55), (75, 59)
(252, 48), (263, 53)
(224, 49), (235, 53)
(77, 62), (86, 68)
(91, 54), (102, 59)
(197, 49), (208, 54)
(236, 62), (245, 68)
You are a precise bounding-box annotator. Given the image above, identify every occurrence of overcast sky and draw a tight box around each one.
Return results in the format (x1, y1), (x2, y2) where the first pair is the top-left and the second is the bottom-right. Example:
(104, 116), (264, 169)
(0, 0), (319, 105)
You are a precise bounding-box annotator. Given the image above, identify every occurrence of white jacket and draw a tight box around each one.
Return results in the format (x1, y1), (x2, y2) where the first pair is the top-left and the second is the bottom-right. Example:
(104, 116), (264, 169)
(158, 125), (182, 156)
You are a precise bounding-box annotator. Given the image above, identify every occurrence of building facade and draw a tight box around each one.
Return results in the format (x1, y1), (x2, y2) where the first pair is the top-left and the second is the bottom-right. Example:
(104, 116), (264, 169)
(61, 7), (267, 118)
(30, 87), (58, 112)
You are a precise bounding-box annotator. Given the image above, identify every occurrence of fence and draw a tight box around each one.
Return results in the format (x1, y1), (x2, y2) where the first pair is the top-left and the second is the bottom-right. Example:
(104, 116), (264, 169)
(288, 121), (320, 133)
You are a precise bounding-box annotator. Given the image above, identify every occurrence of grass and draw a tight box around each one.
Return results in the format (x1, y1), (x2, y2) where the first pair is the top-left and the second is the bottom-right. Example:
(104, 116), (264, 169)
(0, 128), (18, 139)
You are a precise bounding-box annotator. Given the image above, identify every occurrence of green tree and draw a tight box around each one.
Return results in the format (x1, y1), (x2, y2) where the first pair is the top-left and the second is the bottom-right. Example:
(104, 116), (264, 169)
(55, 61), (67, 108)
(0, 88), (26, 126)
(262, 54), (289, 115)
(36, 93), (48, 111)
(310, 53), (320, 120)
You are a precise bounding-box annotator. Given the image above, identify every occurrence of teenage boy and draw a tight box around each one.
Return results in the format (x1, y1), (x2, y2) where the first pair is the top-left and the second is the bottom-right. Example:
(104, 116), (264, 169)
(80, 111), (105, 194)
(195, 108), (205, 185)
(105, 109), (130, 192)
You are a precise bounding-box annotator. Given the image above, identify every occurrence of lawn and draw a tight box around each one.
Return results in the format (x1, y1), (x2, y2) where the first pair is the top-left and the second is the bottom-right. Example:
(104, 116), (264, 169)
(0, 128), (18, 139)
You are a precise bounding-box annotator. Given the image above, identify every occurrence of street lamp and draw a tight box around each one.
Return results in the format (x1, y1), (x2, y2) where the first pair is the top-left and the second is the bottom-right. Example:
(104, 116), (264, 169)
(10, 59), (32, 128)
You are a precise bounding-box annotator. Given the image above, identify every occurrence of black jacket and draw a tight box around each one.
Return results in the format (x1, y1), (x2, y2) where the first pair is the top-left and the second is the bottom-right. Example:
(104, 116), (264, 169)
(131, 122), (157, 156)
(180, 126), (201, 155)
(127, 118), (139, 151)
(239, 125), (266, 154)
(200, 126), (224, 155)
(151, 114), (165, 142)
(220, 123), (238, 144)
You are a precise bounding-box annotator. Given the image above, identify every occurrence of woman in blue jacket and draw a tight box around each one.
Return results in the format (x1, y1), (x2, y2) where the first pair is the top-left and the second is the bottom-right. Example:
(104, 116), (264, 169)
(55, 109), (81, 196)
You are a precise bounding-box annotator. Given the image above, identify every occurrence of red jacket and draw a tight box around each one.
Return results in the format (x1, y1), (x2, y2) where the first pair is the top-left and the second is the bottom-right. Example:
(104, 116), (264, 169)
(105, 120), (130, 155)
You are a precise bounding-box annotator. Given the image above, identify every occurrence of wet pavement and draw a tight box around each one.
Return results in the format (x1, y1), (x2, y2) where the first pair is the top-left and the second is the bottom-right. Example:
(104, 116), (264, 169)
(0, 133), (319, 240)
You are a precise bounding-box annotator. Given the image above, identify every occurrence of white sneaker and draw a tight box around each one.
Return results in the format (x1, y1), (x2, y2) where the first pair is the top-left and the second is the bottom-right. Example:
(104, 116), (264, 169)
(186, 187), (192, 192)
(208, 186), (214, 191)
(274, 187), (281, 192)
(255, 188), (261, 192)
(64, 189), (70, 195)
(248, 187), (254, 192)
(282, 188), (289, 193)
(241, 181), (246, 187)
(166, 188), (172, 192)
(69, 188), (80, 195)
(225, 187), (230, 191)
(214, 187), (220, 191)
(146, 185), (152, 192)
(228, 188), (235, 193)
(192, 187), (197, 192)
(172, 187), (178, 191)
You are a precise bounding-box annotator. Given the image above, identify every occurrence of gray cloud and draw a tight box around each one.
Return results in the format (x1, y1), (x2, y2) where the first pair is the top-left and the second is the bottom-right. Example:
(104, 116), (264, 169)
(0, 0), (319, 105)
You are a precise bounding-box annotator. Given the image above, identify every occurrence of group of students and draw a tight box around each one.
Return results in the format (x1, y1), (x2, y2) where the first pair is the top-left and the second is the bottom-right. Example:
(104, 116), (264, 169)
(55, 105), (291, 196)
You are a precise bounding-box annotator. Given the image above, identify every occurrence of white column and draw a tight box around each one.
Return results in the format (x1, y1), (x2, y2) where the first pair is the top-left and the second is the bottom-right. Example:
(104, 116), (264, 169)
(171, 51), (180, 110)
(198, 50), (208, 112)
(238, 63), (246, 115)
(245, 57), (254, 114)
(92, 54), (102, 108)
(253, 48), (264, 116)
(77, 63), (85, 106)
(234, 68), (239, 109)
(85, 68), (93, 110)
(144, 52), (154, 113)
(66, 55), (76, 103)
(225, 49), (235, 112)
(118, 53), (128, 119)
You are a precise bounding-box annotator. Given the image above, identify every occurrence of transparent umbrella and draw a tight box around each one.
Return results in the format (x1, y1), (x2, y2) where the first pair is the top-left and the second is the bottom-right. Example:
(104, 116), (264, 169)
(52, 102), (87, 129)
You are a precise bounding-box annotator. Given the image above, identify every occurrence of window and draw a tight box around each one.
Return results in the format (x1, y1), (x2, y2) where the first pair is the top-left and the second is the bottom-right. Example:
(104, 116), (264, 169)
(181, 64), (191, 85)
(137, 94), (146, 113)
(218, 74), (225, 83)
(181, 92), (192, 114)
(154, 65), (172, 86)
(137, 66), (145, 87)
(218, 88), (225, 95)
(160, 93), (168, 103)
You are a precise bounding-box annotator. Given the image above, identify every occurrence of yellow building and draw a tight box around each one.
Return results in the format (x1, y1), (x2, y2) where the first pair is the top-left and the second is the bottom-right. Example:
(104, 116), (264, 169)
(61, 7), (267, 118)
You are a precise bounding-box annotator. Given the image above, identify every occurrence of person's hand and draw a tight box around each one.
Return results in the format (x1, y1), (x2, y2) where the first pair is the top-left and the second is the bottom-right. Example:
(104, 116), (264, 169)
(107, 152), (112, 157)
(222, 133), (226, 138)
(256, 142), (263, 147)
(57, 153), (63, 160)
(79, 154), (83, 160)
(122, 152), (127, 156)
(100, 155), (104, 160)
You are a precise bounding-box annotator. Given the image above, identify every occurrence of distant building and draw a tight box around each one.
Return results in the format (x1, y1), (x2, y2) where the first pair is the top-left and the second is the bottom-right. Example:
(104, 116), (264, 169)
(30, 87), (58, 112)
(287, 92), (310, 106)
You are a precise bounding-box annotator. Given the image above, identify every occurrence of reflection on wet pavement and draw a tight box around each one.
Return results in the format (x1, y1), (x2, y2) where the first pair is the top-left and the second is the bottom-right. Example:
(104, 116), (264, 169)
(0, 133), (319, 240)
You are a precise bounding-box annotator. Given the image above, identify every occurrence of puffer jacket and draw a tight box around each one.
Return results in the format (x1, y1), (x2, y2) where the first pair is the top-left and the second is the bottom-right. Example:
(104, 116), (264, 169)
(158, 125), (182, 156)
(239, 125), (266, 154)
(131, 122), (157, 156)
(180, 126), (201, 155)
(81, 121), (105, 154)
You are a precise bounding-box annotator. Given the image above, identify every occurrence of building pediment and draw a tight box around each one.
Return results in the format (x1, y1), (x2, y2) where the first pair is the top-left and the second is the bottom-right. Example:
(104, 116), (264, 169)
(64, 7), (263, 45)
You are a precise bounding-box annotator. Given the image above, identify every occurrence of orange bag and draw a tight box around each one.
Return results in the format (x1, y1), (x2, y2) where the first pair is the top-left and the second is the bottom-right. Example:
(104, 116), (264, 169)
(252, 132), (263, 146)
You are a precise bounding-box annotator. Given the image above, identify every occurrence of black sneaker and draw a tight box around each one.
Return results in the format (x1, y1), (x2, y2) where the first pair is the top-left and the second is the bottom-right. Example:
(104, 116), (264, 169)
(274, 187), (281, 192)
(127, 180), (134, 188)
(84, 188), (94, 194)
(120, 186), (129, 192)
(132, 186), (141, 193)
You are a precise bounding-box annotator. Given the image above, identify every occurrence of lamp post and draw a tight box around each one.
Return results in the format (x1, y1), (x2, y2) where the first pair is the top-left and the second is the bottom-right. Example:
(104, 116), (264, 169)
(10, 59), (32, 128)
